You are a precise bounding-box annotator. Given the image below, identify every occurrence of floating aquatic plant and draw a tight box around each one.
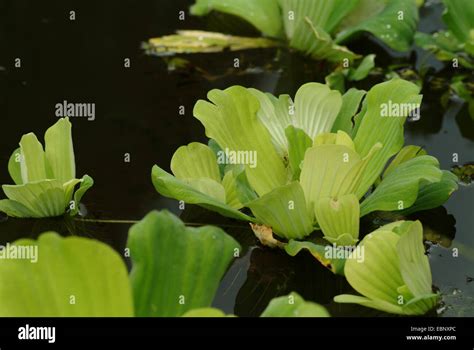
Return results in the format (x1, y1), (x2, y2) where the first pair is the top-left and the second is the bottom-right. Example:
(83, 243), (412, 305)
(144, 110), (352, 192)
(152, 79), (457, 267)
(147, 0), (419, 62)
(0, 210), (325, 317)
(0, 232), (133, 316)
(415, 0), (474, 68)
(0, 118), (93, 218)
(334, 220), (440, 315)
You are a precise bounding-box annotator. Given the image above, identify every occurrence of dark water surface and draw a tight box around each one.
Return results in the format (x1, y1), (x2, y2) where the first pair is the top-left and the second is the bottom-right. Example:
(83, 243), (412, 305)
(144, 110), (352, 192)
(0, 0), (472, 316)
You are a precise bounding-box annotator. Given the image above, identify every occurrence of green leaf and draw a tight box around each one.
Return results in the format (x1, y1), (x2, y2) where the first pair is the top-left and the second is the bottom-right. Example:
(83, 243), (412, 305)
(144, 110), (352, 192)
(285, 126), (312, 180)
(335, 0), (419, 52)
(284, 240), (346, 275)
(315, 194), (360, 246)
(360, 156), (442, 216)
(128, 210), (241, 317)
(222, 170), (244, 209)
(248, 89), (293, 157)
(0, 199), (36, 218)
(290, 18), (359, 63)
(0, 232), (133, 316)
(2, 180), (68, 218)
(347, 54), (376, 81)
(19, 133), (48, 183)
(294, 83), (343, 140)
(442, 0), (474, 43)
(382, 145), (426, 178)
(193, 86), (287, 196)
(278, 0), (359, 37)
(247, 182), (313, 240)
(182, 308), (231, 317)
(334, 220), (439, 315)
(44, 118), (76, 183)
(70, 175), (94, 216)
(400, 170), (458, 215)
(152, 165), (252, 221)
(300, 142), (380, 213)
(353, 79), (422, 197)
(331, 88), (367, 134)
(397, 221), (432, 297)
(260, 292), (330, 317)
(7, 148), (23, 185)
(190, 0), (283, 38)
(171, 142), (221, 183)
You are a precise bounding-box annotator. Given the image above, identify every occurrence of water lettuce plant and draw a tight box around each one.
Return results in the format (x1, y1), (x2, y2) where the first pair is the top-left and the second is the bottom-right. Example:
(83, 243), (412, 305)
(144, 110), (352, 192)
(0, 210), (326, 317)
(152, 79), (457, 254)
(0, 118), (93, 218)
(148, 0), (419, 62)
(334, 220), (440, 315)
(415, 0), (474, 68)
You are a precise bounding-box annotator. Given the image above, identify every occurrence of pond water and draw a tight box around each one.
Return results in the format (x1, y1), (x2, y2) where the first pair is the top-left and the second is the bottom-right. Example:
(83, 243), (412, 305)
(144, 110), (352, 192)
(0, 0), (472, 317)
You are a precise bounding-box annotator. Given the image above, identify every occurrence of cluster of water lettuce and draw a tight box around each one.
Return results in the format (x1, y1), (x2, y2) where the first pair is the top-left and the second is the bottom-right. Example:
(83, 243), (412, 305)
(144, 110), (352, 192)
(0, 118), (93, 218)
(152, 79), (457, 247)
(149, 0), (419, 62)
(415, 0), (474, 69)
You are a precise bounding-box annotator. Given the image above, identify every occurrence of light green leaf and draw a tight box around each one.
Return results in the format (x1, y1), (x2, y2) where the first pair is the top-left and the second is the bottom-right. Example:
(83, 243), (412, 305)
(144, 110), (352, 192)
(300, 144), (361, 213)
(0, 232), (133, 316)
(193, 86), (287, 196)
(2, 180), (68, 218)
(331, 88), (367, 134)
(0, 199), (36, 218)
(146, 30), (279, 56)
(70, 175), (94, 216)
(334, 221), (439, 315)
(335, 0), (419, 52)
(260, 292), (330, 317)
(285, 126), (312, 180)
(19, 133), (48, 183)
(248, 89), (293, 157)
(7, 148), (23, 185)
(247, 182), (313, 240)
(44, 118), (76, 183)
(171, 142), (221, 183)
(353, 79), (422, 197)
(284, 240), (346, 275)
(294, 83), (342, 140)
(190, 0), (283, 38)
(222, 170), (244, 209)
(400, 170), (458, 215)
(278, 0), (359, 37)
(348, 54), (376, 81)
(360, 156), (442, 216)
(315, 194), (360, 246)
(182, 308), (231, 317)
(397, 221), (432, 297)
(152, 166), (254, 221)
(290, 18), (359, 63)
(383, 145), (426, 178)
(333, 294), (403, 314)
(128, 210), (241, 317)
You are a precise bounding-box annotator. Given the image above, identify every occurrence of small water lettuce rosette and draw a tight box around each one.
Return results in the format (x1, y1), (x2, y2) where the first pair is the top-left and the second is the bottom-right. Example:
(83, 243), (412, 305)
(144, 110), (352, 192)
(0, 118), (93, 218)
(334, 220), (440, 315)
(152, 78), (457, 272)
